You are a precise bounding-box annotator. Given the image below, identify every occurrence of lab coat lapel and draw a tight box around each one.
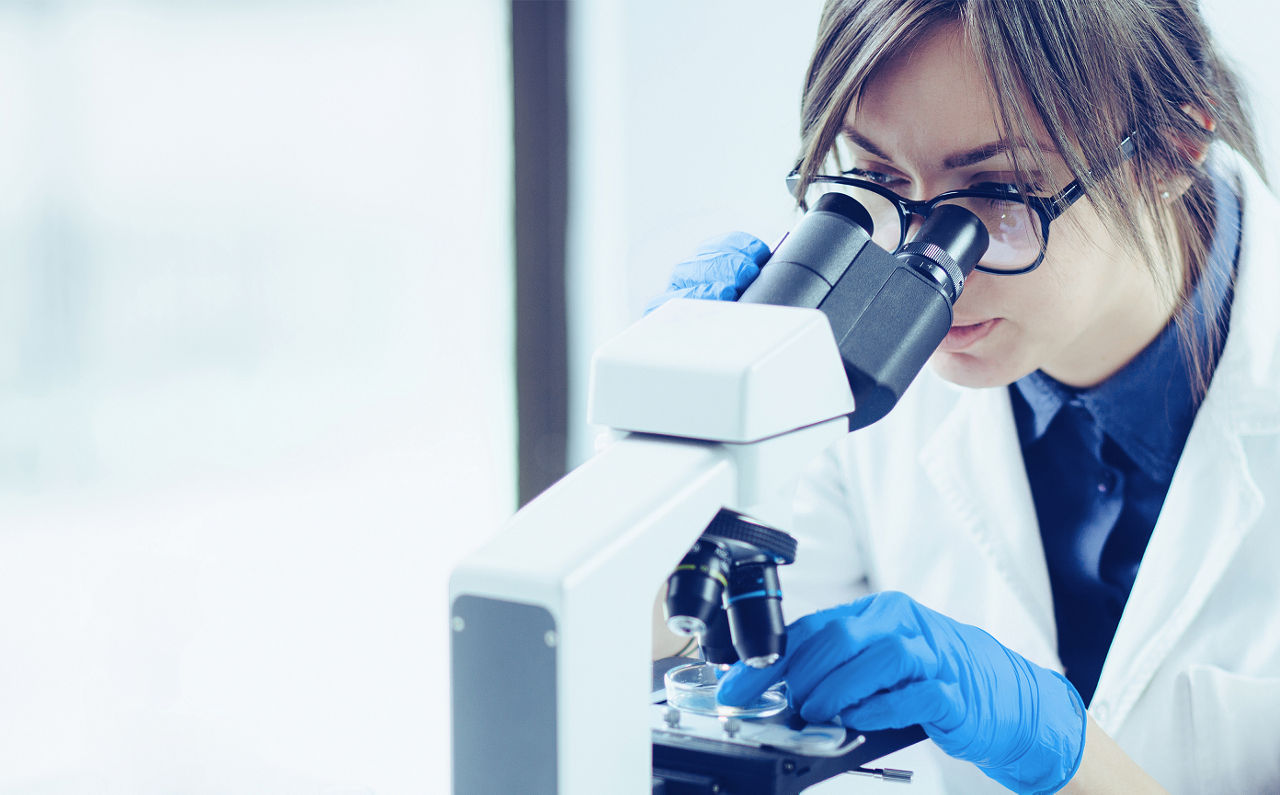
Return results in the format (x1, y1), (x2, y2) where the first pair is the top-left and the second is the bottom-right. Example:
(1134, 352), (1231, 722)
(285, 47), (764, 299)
(918, 385), (1059, 665)
(1094, 152), (1280, 732)
(1096, 403), (1265, 730)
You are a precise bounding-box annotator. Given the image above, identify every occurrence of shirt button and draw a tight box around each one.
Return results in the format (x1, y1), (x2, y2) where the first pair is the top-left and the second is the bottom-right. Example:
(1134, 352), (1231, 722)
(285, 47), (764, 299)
(1092, 701), (1111, 725)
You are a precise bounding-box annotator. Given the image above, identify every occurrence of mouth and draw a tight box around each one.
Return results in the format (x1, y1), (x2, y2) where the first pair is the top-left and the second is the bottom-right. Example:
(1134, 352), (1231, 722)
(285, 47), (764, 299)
(939, 318), (1000, 352)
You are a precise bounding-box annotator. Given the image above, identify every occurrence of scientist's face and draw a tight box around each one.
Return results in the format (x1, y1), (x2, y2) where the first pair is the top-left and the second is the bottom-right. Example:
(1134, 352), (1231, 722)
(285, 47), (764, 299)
(845, 22), (1177, 388)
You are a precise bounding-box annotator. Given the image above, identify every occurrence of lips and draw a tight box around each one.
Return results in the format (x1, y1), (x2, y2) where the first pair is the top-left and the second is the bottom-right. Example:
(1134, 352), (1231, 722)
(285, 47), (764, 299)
(939, 318), (1000, 352)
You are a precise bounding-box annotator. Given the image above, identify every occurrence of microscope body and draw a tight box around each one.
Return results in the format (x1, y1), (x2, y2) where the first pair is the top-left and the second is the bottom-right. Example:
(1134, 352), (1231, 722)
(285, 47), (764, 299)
(450, 192), (989, 794)
(449, 299), (855, 795)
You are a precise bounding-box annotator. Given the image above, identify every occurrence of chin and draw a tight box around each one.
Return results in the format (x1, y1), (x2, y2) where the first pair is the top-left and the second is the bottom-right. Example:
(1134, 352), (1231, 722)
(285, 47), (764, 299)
(928, 350), (1026, 389)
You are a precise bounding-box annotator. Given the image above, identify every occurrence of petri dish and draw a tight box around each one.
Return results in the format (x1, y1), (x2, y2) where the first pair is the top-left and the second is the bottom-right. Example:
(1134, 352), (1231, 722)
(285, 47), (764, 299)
(663, 662), (787, 718)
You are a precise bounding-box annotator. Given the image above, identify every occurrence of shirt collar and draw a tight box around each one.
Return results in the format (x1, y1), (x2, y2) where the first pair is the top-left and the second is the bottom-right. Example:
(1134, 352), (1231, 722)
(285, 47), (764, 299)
(1012, 164), (1241, 480)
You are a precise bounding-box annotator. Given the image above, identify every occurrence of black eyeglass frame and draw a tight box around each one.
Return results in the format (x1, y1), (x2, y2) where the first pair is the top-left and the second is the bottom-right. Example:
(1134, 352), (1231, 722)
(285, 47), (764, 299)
(785, 134), (1138, 275)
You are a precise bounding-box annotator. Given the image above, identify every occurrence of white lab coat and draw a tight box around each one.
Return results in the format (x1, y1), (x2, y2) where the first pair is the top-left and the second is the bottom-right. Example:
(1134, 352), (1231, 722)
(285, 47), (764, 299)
(782, 150), (1280, 794)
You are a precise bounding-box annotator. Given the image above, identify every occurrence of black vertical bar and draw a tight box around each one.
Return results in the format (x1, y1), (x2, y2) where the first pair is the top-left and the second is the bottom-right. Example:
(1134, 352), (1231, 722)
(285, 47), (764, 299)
(512, 1), (570, 505)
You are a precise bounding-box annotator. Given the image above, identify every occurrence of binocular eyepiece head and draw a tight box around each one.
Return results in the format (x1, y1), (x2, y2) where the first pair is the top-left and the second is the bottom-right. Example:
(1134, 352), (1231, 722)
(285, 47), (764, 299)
(664, 510), (796, 668)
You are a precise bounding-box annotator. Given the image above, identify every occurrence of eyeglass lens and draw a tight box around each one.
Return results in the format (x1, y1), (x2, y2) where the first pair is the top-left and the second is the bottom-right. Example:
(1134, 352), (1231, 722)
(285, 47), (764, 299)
(800, 181), (1044, 272)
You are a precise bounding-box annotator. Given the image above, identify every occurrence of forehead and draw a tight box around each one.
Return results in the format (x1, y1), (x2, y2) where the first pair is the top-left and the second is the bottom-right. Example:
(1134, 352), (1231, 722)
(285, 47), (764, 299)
(844, 21), (1054, 165)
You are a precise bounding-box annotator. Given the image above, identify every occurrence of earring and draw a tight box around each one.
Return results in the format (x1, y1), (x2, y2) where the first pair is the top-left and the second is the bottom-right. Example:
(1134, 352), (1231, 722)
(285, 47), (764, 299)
(1160, 190), (1171, 200)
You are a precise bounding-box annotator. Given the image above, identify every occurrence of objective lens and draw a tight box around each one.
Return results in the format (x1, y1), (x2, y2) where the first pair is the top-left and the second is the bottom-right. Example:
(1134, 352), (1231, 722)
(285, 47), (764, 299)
(664, 539), (731, 637)
(726, 561), (786, 668)
(666, 615), (706, 636)
(698, 605), (739, 665)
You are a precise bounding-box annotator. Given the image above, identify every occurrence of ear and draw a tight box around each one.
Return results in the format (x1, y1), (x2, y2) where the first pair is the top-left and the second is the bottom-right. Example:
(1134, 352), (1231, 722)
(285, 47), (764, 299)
(1159, 103), (1216, 202)
(1175, 103), (1215, 167)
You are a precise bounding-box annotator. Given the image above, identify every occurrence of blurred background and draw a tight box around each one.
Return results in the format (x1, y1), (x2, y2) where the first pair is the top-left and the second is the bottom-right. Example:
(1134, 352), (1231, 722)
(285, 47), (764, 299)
(0, 1), (1273, 793)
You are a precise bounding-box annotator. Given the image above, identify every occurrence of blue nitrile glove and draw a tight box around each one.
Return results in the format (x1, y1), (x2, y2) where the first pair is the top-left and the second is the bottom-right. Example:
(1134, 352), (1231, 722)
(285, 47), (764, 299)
(717, 591), (1086, 794)
(643, 231), (771, 314)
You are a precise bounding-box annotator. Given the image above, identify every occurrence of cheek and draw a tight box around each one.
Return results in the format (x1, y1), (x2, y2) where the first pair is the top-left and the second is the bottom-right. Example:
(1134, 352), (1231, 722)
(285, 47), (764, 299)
(929, 209), (1129, 387)
(957, 268), (1066, 328)
(930, 266), (1083, 386)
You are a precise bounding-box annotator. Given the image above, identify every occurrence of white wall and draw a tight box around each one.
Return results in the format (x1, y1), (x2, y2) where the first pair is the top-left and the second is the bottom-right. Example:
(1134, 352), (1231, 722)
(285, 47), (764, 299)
(1201, 0), (1280, 180)
(0, 2), (513, 794)
(567, 0), (826, 465)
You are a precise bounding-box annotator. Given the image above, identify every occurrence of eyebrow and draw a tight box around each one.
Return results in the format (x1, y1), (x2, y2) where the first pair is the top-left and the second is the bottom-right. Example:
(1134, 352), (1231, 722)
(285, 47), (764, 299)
(842, 127), (1056, 170)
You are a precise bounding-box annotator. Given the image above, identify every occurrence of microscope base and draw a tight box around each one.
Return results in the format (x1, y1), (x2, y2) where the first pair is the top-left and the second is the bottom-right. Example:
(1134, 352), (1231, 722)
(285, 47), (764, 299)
(652, 724), (925, 794)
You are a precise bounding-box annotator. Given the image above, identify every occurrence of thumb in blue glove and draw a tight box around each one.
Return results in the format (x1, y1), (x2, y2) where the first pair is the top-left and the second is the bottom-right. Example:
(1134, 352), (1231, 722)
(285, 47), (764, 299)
(644, 231), (771, 315)
(717, 591), (1086, 794)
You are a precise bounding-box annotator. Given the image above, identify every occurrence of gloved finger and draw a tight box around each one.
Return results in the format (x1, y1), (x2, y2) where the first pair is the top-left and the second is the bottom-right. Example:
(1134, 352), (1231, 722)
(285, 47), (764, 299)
(669, 251), (761, 294)
(795, 632), (937, 724)
(643, 283), (738, 315)
(783, 593), (929, 701)
(784, 593), (883, 647)
(835, 679), (965, 734)
(693, 231), (772, 266)
(716, 658), (787, 707)
(719, 595), (886, 707)
(681, 281), (740, 301)
(851, 591), (933, 636)
(777, 618), (895, 708)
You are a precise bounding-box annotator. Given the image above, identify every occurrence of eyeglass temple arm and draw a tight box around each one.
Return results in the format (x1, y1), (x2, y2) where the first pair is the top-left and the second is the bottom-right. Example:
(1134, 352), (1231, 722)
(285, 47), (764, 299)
(1049, 132), (1138, 212)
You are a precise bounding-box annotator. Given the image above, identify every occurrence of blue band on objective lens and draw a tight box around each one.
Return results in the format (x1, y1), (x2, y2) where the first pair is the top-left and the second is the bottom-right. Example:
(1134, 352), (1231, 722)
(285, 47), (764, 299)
(727, 590), (782, 604)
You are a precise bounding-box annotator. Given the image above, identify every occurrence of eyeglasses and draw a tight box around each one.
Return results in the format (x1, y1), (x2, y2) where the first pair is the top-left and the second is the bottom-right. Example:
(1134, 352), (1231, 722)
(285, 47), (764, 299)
(785, 134), (1137, 275)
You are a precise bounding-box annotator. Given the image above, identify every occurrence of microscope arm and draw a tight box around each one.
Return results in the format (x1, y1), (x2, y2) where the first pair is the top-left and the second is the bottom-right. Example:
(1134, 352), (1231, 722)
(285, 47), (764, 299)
(450, 300), (855, 795)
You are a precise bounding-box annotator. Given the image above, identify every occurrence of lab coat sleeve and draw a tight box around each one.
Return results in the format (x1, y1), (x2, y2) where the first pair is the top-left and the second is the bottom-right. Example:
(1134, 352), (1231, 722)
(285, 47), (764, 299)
(779, 441), (873, 622)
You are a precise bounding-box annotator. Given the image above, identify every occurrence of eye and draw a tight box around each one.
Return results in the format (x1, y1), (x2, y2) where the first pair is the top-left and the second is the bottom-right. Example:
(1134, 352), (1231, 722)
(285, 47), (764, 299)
(970, 180), (1023, 195)
(970, 172), (1053, 195)
(843, 167), (909, 189)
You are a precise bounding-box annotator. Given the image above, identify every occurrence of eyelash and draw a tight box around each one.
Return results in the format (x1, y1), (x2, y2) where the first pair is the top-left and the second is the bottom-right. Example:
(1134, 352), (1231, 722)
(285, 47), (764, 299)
(842, 168), (1044, 195)
(843, 167), (908, 187)
(971, 181), (1024, 194)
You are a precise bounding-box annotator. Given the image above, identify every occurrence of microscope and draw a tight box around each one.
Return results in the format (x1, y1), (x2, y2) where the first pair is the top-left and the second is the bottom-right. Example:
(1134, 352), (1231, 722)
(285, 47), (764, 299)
(450, 192), (988, 794)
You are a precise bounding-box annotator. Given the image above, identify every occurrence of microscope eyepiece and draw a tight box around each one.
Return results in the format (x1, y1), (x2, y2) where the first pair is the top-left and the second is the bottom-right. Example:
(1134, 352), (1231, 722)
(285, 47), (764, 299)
(811, 190), (875, 234)
(738, 189), (990, 431)
(896, 203), (989, 303)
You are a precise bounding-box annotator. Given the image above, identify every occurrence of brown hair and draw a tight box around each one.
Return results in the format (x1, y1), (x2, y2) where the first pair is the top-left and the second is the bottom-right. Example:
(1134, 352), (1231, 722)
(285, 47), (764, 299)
(795, 0), (1264, 392)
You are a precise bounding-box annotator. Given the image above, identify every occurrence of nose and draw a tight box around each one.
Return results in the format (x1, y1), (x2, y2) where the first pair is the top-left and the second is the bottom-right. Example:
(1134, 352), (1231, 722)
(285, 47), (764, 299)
(904, 211), (927, 244)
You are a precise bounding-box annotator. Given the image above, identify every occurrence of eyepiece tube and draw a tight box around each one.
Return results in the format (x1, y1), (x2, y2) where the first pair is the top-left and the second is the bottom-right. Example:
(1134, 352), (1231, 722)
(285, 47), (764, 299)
(737, 192), (875, 309)
(811, 191), (875, 233)
(896, 204), (989, 302)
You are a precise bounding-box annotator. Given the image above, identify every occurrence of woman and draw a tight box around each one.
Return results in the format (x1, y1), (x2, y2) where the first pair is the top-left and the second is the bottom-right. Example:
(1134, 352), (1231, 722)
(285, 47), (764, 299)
(653, 0), (1278, 792)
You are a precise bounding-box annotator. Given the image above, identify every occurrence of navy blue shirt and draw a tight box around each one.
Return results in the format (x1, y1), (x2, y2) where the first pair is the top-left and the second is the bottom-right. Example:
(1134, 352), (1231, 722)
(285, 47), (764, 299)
(1010, 169), (1241, 704)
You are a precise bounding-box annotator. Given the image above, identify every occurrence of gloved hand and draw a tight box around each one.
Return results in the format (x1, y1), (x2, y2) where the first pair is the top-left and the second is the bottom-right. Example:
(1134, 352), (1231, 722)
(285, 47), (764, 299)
(717, 591), (1086, 794)
(643, 231), (770, 314)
